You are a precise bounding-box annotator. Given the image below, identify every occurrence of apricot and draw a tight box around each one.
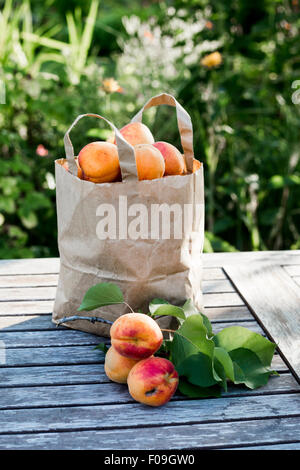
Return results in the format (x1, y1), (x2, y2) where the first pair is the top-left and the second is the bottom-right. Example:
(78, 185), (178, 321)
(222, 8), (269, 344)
(78, 142), (120, 184)
(193, 159), (201, 173)
(117, 122), (155, 147)
(127, 357), (179, 407)
(110, 313), (163, 360)
(104, 346), (140, 384)
(153, 142), (185, 176)
(134, 144), (165, 181)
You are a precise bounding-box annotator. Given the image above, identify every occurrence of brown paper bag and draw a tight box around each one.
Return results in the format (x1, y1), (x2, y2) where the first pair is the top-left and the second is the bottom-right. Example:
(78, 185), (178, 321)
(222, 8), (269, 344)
(52, 93), (204, 336)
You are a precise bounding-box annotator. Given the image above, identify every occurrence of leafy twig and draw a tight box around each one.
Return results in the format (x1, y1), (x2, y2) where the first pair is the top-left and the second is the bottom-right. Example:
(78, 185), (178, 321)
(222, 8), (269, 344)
(56, 315), (113, 327)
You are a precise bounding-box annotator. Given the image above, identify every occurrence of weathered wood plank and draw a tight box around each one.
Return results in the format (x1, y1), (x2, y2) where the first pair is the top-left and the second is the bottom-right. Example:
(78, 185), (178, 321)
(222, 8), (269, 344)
(0, 417), (299, 450)
(0, 364), (108, 387)
(203, 268), (227, 280)
(203, 292), (244, 308)
(0, 315), (53, 330)
(0, 345), (287, 370)
(284, 265), (300, 277)
(224, 263), (300, 381)
(0, 393), (298, 435)
(0, 374), (298, 410)
(0, 301), (53, 316)
(233, 442), (300, 450)
(202, 279), (234, 293)
(203, 251), (300, 267)
(0, 345), (104, 367)
(293, 276), (300, 288)
(205, 306), (252, 322)
(0, 258), (59, 275)
(1, 416), (299, 450)
(0, 287), (57, 301)
(0, 330), (106, 348)
(0, 274), (59, 288)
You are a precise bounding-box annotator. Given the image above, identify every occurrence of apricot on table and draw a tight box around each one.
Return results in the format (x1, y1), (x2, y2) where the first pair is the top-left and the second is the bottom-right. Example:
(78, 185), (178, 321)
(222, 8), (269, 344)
(153, 142), (185, 176)
(127, 356), (179, 407)
(110, 312), (163, 360)
(78, 141), (120, 184)
(104, 346), (140, 384)
(116, 122), (155, 147)
(134, 144), (165, 181)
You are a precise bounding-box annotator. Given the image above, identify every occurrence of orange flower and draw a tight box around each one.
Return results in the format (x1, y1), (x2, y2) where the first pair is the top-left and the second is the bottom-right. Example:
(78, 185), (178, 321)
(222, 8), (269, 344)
(205, 21), (213, 30)
(102, 78), (123, 94)
(201, 51), (222, 68)
(36, 144), (48, 157)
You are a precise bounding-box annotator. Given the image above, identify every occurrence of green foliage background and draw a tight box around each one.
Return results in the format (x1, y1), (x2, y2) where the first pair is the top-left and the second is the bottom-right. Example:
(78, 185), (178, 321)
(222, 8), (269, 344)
(0, 0), (299, 258)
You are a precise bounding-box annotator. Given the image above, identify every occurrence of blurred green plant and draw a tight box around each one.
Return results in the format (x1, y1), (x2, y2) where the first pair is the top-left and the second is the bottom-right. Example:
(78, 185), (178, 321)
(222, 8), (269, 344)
(0, 0), (299, 258)
(20, 0), (99, 83)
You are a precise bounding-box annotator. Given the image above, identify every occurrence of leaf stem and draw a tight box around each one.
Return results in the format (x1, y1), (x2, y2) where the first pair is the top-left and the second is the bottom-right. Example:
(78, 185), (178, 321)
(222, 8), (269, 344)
(160, 328), (176, 333)
(56, 315), (113, 326)
(123, 301), (134, 313)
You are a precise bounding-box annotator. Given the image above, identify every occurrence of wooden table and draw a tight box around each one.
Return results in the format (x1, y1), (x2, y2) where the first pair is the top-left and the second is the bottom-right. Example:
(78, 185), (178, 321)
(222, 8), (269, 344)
(0, 251), (299, 450)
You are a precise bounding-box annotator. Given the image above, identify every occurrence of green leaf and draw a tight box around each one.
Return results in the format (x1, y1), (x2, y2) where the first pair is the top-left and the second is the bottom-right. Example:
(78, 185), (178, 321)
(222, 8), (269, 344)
(149, 298), (170, 310)
(182, 299), (199, 316)
(170, 332), (199, 368)
(229, 348), (278, 389)
(176, 352), (220, 388)
(182, 300), (213, 337)
(178, 378), (221, 398)
(78, 282), (124, 311)
(213, 326), (276, 367)
(177, 314), (214, 357)
(213, 357), (227, 391)
(201, 313), (213, 338)
(171, 329), (219, 388)
(214, 346), (235, 383)
(94, 342), (109, 354)
(149, 299), (186, 320)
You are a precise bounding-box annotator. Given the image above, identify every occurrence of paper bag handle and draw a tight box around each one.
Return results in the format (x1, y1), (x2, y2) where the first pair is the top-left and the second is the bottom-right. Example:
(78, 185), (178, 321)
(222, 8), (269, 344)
(131, 93), (194, 172)
(64, 113), (138, 181)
